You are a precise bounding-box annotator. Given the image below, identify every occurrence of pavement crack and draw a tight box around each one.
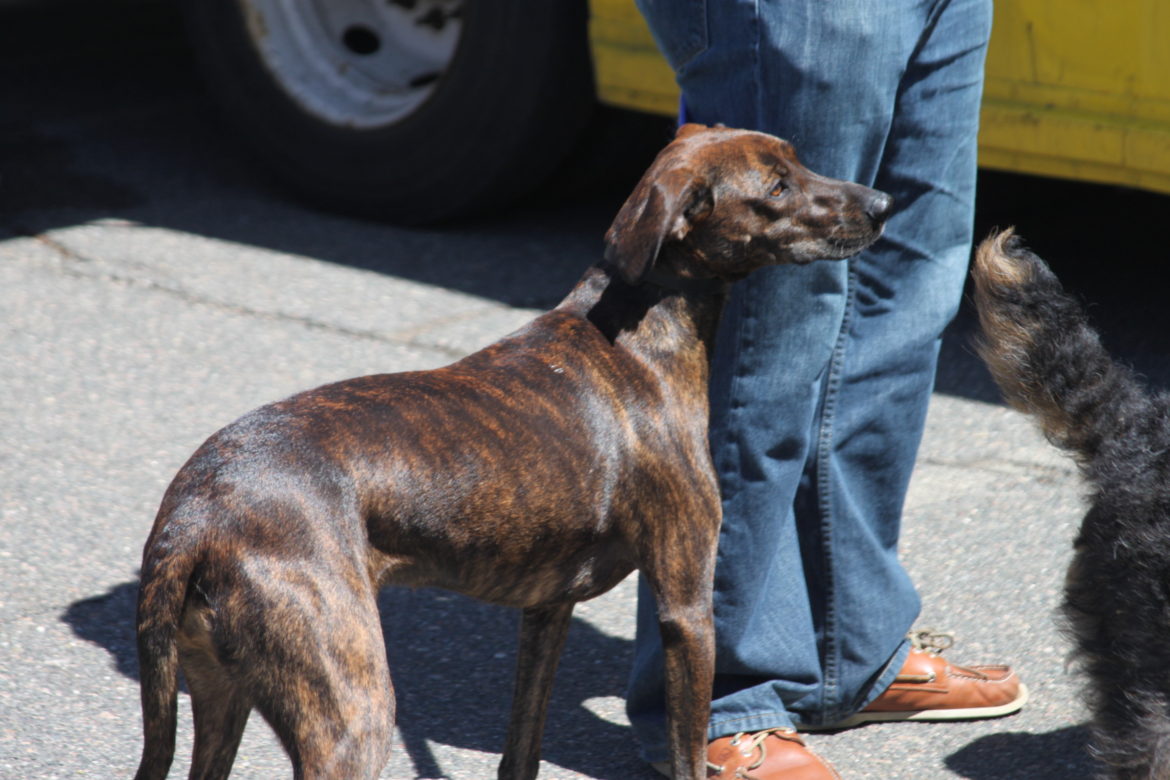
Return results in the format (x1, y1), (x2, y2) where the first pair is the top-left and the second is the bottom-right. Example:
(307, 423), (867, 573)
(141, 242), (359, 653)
(12, 225), (474, 360)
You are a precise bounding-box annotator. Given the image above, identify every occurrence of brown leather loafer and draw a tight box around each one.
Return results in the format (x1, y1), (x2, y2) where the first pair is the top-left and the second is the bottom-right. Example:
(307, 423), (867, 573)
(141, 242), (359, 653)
(706, 729), (841, 780)
(815, 630), (1027, 729)
(651, 729), (840, 779)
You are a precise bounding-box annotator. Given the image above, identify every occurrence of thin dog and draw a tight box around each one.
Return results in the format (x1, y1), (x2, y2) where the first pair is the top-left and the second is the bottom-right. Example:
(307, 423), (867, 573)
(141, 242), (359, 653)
(133, 123), (892, 780)
(974, 230), (1170, 779)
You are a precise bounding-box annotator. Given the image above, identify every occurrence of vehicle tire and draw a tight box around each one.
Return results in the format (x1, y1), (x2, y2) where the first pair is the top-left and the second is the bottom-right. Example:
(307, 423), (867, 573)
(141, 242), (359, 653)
(180, 0), (595, 224)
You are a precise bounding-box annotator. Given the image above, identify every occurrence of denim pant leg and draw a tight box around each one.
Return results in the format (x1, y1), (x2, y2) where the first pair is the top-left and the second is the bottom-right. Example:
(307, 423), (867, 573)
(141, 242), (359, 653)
(627, 0), (992, 760)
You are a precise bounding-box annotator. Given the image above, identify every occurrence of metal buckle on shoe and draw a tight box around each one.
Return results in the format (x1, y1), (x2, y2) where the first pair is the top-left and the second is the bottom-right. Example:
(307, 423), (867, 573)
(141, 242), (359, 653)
(712, 728), (804, 777)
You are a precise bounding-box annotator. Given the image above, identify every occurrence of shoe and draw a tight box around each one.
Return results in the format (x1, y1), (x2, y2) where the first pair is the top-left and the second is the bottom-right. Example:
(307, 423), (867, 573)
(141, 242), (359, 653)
(813, 629), (1028, 730)
(707, 729), (841, 780)
(651, 728), (841, 779)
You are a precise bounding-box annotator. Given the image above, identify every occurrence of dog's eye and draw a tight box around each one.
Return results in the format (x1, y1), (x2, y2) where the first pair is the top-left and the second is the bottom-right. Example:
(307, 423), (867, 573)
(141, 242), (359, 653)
(768, 169), (789, 198)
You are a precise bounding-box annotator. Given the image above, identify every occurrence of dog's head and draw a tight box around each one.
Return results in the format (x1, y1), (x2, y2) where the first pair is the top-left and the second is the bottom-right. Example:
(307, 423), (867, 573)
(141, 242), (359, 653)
(603, 123), (892, 284)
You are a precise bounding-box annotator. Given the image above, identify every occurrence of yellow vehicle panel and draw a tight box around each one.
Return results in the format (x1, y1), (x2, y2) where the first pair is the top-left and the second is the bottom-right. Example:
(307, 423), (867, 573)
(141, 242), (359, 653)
(589, 0), (1170, 195)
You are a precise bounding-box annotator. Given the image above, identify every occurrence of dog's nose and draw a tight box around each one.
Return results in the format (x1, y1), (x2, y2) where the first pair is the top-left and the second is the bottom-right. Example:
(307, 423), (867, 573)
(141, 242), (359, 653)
(866, 192), (894, 223)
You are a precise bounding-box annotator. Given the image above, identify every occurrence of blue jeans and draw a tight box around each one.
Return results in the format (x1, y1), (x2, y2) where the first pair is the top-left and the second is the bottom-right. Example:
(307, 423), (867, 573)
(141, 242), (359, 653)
(626, 0), (993, 761)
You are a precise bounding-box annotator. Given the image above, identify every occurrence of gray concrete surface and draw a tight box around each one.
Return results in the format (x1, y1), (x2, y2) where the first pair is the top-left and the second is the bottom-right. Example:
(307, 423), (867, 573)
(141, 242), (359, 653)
(4, 2), (1170, 778)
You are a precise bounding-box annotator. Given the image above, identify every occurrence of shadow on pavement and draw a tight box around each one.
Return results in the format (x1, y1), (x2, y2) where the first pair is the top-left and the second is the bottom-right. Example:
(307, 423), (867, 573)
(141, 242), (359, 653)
(0, 0), (672, 310)
(61, 580), (656, 779)
(6, 1), (1170, 403)
(945, 724), (1096, 779)
(63, 581), (141, 682)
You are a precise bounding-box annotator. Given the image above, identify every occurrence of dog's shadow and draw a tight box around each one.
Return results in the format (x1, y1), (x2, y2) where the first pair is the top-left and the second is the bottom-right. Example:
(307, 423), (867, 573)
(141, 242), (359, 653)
(62, 580), (656, 779)
(945, 724), (1096, 779)
(63, 583), (1101, 779)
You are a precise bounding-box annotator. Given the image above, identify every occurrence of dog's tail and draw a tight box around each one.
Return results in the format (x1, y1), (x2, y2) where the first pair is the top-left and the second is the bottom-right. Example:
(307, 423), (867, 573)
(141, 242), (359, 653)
(133, 508), (201, 780)
(972, 229), (1157, 480)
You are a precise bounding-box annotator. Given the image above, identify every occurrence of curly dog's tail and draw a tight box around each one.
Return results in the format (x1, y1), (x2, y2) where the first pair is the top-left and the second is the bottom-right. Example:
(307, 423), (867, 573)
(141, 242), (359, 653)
(971, 229), (1156, 480)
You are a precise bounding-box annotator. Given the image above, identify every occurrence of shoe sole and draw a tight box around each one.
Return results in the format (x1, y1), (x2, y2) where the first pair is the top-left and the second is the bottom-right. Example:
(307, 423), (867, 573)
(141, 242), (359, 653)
(802, 683), (1030, 731)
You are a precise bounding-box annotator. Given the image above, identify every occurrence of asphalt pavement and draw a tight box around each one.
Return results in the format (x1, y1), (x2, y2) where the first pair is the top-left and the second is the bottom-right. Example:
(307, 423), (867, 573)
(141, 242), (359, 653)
(4, 2), (1170, 778)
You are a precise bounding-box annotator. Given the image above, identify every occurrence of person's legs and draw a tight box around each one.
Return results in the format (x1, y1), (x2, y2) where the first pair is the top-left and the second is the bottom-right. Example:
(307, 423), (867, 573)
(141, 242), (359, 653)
(627, 0), (992, 760)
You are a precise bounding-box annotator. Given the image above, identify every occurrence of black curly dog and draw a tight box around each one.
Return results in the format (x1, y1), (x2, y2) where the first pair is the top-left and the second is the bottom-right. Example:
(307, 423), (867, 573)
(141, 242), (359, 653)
(973, 229), (1170, 780)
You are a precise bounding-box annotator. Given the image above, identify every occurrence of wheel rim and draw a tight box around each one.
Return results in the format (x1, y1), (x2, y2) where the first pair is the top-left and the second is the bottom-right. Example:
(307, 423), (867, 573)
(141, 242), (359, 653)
(241, 0), (463, 129)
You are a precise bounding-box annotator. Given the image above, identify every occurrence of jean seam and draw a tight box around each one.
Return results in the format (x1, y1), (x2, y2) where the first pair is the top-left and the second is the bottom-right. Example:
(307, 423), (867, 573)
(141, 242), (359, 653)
(716, 286), (755, 482)
(750, 0), (762, 129)
(813, 260), (860, 714)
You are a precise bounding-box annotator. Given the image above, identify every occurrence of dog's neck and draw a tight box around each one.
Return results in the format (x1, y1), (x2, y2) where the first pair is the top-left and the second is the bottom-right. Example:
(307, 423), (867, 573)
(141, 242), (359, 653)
(559, 263), (729, 376)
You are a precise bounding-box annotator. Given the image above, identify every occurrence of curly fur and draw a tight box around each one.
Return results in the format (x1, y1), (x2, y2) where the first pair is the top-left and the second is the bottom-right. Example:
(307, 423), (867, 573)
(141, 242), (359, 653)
(973, 229), (1170, 779)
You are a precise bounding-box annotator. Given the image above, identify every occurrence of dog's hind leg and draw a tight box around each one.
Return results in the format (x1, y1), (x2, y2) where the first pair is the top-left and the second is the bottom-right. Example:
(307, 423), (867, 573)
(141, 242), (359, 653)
(214, 564), (395, 780)
(184, 662), (251, 780)
(498, 603), (574, 780)
(174, 594), (252, 780)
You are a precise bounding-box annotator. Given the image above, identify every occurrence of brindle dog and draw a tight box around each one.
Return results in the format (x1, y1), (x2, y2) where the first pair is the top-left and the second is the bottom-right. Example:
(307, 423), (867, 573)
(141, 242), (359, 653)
(133, 123), (891, 780)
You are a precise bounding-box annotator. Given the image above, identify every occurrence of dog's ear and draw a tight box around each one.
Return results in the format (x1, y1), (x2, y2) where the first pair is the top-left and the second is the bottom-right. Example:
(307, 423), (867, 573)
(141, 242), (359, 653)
(676, 122), (708, 138)
(603, 168), (713, 285)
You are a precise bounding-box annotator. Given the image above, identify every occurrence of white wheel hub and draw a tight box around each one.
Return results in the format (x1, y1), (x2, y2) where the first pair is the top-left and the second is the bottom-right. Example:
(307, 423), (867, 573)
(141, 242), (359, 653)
(241, 0), (463, 129)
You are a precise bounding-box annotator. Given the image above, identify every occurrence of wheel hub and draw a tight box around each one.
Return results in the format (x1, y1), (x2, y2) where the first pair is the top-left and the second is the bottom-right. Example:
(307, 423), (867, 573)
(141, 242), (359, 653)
(241, 0), (463, 129)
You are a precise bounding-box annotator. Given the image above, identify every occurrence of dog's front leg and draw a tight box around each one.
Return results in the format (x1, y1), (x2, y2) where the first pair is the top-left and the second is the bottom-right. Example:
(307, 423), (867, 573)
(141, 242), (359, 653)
(643, 516), (719, 780)
(655, 587), (715, 780)
(498, 603), (574, 780)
